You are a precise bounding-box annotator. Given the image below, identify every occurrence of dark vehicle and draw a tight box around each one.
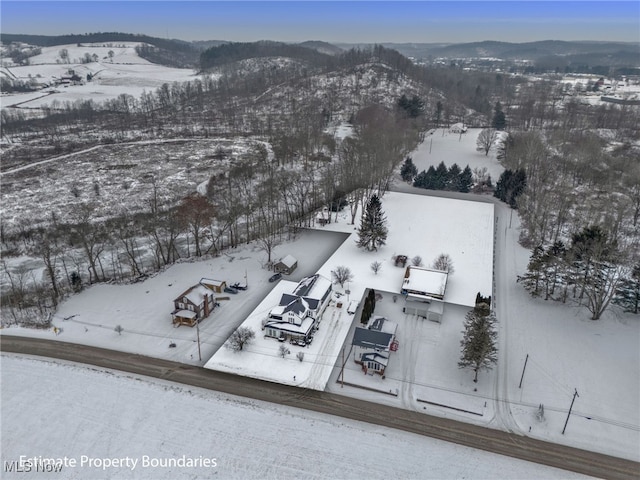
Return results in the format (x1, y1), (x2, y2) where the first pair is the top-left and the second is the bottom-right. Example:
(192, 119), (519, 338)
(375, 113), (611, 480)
(231, 282), (248, 290)
(268, 273), (282, 283)
(223, 286), (238, 294)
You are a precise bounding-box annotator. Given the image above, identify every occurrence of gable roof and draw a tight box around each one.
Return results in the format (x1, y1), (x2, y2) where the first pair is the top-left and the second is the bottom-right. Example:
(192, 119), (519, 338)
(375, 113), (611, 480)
(352, 327), (394, 351)
(277, 254), (297, 268)
(293, 274), (332, 300)
(283, 297), (309, 316)
(178, 284), (212, 306)
(200, 278), (225, 288)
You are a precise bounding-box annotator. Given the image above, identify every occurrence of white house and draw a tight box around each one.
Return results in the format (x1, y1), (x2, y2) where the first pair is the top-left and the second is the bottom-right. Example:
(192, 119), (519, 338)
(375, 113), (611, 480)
(401, 266), (448, 323)
(264, 274), (332, 343)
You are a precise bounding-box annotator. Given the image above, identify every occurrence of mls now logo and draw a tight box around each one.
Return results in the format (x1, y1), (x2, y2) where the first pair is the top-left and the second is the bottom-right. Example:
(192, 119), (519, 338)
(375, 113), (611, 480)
(4, 457), (64, 473)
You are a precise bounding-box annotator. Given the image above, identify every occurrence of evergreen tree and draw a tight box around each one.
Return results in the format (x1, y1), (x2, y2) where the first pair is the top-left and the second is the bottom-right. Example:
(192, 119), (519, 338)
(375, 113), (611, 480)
(434, 161), (449, 190)
(459, 308), (498, 383)
(494, 168), (526, 208)
(356, 195), (388, 251)
(459, 165), (474, 193)
(517, 245), (545, 297)
(542, 241), (567, 300)
(492, 101), (506, 130)
(613, 263), (640, 314)
(400, 157), (418, 183)
(413, 170), (427, 188)
(446, 163), (462, 191)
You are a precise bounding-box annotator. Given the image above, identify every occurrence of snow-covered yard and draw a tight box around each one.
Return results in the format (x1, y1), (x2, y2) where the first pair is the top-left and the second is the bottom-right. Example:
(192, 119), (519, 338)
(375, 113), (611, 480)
(205, 191), (494, 391)
(0, 355), (590, 479)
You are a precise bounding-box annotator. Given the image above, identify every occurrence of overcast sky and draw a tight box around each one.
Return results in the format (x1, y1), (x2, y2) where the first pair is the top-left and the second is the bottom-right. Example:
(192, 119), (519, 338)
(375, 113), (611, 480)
(2, 1), (639, 44)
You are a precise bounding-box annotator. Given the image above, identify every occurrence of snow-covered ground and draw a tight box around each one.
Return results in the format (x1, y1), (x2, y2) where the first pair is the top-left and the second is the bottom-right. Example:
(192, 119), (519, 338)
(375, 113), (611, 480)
(205, 191), (494, 391)
(2, 130), (638, 463)
(411, 128), (505, 181)
(0, 355), (590, 480)
(1, 229), (349, 366)
(1, 43), (201, 110)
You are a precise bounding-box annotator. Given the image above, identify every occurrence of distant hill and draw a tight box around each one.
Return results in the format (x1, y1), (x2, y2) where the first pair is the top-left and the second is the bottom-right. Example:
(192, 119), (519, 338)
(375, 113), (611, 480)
(1, 32), (199, 68)
(199, 40), (337, 70)
(297, 41), (343, 56)
(339, 40), (640, 69)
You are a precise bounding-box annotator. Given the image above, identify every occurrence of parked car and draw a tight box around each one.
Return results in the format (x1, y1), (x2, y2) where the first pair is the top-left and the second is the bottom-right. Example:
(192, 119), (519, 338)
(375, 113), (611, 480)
(268, 273), (282, 283)
(223, 286), (238, 294)
(231, 282), (248, 290)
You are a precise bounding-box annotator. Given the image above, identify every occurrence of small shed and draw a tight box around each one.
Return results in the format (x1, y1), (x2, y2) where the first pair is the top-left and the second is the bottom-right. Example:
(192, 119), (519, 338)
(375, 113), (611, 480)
(200, 278), (227, 293)
(274, 255), (298, 275)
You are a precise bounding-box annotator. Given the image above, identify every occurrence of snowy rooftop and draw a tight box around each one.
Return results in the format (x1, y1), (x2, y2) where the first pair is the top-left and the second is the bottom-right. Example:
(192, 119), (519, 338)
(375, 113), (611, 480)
(402, 266), (448, 300)
(178, 284), (212, 306)
(293, 274), (332, 300)
(278, 254), (297, 268)
(200, 278), (225, 287)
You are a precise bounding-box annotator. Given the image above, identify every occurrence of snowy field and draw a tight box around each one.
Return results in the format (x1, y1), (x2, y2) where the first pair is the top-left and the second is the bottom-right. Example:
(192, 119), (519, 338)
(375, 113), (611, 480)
(0, 355), (590, 480)
(411, 128), (505, 181)
(1, 43), (200, 110)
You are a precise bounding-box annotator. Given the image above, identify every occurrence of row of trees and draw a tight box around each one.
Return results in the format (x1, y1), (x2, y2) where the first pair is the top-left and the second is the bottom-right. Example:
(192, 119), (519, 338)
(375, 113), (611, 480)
(517, 225), (635, 319)
(412, 161), (474, 193)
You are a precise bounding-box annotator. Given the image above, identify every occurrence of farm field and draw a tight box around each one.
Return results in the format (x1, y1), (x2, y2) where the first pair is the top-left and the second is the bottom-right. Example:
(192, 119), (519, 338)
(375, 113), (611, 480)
(0, 354), (591, 480)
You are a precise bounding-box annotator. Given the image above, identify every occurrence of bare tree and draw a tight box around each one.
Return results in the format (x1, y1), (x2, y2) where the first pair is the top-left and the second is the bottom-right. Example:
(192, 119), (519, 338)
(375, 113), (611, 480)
(411, 255), (423, 267)
(278, 344), (290, 358)
(476, 128), (498, 156)
(114, 325), (124, 335)
(225, 327), (255, 351)
(370, 261), (382, 275)
(177, 194), (215, 257)
(432, 253), (455, 274)
(332, 266), (354, 288)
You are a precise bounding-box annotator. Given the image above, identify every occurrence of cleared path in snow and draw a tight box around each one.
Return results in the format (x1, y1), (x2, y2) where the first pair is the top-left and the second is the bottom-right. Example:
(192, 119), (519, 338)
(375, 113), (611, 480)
(2, 336), (638, 480)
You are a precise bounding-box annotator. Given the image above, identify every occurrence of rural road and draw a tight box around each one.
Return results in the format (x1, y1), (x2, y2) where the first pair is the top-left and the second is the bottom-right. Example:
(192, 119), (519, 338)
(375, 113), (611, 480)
(2, 335), (638, 480)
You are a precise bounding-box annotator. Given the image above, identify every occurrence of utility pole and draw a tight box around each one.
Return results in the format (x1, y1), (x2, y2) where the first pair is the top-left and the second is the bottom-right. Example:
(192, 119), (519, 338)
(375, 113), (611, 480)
(341, 346), (345, 388)
(518, 354), (529, 388)
(196, 319), (202, 362)
(562, 389), (579, 434)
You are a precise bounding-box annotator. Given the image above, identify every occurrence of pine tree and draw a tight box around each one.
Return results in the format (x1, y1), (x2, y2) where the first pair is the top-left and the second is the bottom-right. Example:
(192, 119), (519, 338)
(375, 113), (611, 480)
(492, 102), (506, 130)
(400, 157), (418, 183)
(494, 168), (526, 208)
(446, 163), (462, 191)
(434, 161), (449, 190)
(613, 263), (640, 314)
(356, 195), (388, 251)
(459, 309), (498, 383)
(517, 245), (545, 297)
(459, 165), (474, 193)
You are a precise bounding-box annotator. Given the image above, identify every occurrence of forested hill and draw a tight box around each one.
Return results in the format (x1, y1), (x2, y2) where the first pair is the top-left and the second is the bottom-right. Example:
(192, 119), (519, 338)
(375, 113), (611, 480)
(1, 32), (200, 68)
(199, 41), (338, 70)
(1, 32), (192, 50)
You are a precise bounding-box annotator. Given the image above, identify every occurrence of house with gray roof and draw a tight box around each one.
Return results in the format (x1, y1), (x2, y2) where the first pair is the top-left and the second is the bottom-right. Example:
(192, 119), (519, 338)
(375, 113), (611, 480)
(352, 318), (398, 375)
(264, 274), (332, 343)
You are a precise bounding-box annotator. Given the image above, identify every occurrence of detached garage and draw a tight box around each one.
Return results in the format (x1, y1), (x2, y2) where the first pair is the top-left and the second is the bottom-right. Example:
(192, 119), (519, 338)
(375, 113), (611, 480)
(404, 298), (444, 323)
